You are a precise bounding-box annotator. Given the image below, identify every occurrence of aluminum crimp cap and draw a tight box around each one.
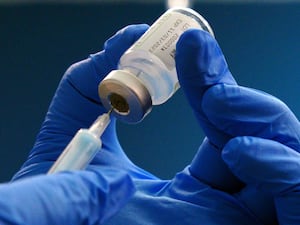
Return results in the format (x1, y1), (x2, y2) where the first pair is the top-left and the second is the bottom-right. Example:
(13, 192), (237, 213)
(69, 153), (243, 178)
(98, 70), (152, 123)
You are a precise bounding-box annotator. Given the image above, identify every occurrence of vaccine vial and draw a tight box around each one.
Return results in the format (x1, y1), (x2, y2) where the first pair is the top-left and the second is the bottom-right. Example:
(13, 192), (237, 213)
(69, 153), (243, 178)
(99, 7), (214, 123)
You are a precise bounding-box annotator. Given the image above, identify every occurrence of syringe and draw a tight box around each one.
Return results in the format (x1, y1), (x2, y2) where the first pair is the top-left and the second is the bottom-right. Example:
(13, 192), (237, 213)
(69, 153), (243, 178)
(48, 110), (112, 174)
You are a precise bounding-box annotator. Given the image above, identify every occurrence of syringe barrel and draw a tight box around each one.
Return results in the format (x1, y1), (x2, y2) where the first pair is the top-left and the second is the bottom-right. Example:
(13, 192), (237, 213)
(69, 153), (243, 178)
(48, 129), (102, 174)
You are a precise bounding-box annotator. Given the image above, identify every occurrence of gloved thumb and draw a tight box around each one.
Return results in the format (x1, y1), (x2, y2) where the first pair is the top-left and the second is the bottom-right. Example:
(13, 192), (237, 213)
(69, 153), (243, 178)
(175, 29), (240, 192)
(175, 29), (237, 139)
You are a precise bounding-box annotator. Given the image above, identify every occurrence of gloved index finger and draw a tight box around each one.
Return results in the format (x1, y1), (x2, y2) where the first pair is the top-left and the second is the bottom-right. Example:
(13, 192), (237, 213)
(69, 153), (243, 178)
(175, 29), (244, 192)
(222, 136), (300, 225)
(102, 24), (150, 71)
(68, 24), (150, 104)
(223, 136), (300, 195)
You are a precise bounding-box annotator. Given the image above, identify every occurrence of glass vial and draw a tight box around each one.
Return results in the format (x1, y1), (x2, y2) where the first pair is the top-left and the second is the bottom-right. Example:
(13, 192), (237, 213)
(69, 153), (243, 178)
(98, 7), (214, 123)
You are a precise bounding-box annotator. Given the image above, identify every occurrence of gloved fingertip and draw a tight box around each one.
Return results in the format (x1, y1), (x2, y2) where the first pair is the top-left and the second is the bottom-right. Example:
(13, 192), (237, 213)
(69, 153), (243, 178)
(176, 29), (211, 82)
(222, 137), (259, 185)
(222, 137), (244, 169)
(177, 28), (210, 52)
(114, 24), (150, 44)
(176, 28), (235, 87)
(103, 24), (149, 68)
(175, 29), (236, 118)
(104, 24), (149, 52)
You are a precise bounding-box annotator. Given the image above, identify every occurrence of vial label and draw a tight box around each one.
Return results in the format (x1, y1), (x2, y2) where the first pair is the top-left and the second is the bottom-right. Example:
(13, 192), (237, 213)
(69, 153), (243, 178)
(131, 11), (203, 71)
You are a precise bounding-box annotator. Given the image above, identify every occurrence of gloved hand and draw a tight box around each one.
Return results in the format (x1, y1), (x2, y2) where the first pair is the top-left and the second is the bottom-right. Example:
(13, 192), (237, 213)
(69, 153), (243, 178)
(11, 24), (299, 225)
(176, 29), (300, 224)
(0, 168), (134, 225)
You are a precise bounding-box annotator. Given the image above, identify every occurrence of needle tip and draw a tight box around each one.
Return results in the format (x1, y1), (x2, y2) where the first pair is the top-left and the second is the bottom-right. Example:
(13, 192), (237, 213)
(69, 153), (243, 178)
(108, 108), (113, 116)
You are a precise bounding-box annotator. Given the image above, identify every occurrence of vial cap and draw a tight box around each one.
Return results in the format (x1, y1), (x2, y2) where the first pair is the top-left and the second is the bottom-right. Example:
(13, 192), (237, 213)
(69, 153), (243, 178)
(98, 70), (152, 124)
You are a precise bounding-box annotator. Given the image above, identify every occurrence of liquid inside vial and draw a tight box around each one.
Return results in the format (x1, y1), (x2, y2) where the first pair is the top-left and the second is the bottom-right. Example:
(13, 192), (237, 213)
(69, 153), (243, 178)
(118, 7), (213, 105)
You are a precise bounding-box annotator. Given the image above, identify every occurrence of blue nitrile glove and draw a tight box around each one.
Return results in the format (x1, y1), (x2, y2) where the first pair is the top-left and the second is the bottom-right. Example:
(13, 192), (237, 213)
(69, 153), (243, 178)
(223, 136), (300, 225)
(0, 168), (134, 225)
(176, 28), (300, 224)
(11, 24), (284, 225)
(12, 24), (153, 179)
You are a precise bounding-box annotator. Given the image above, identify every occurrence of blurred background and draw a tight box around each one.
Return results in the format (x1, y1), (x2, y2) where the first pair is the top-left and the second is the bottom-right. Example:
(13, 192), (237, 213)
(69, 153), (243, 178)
(1, 0), (300, 182)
